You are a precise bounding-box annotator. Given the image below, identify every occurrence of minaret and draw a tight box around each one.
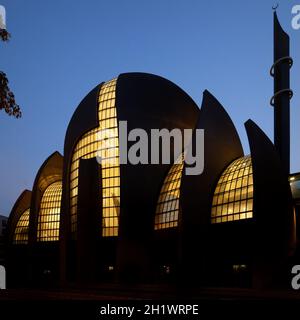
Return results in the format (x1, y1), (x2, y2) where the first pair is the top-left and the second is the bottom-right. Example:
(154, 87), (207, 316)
(270, 12), (293, 175)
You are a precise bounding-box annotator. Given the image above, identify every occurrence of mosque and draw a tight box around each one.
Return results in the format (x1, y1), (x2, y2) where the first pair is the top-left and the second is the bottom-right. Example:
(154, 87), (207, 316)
(5, 13), (300, 290)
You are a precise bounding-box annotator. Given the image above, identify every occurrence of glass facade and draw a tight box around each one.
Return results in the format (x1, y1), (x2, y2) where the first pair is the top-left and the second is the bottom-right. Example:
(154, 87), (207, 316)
(155, 156), (183, 230)
(13, 208), (30, 244)
(70, 79), (120, 237)
(37, 181), (62, 242)
(211, 155), (253, 223)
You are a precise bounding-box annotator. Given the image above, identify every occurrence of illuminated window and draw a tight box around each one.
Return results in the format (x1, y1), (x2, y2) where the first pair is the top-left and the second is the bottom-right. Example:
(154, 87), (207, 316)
(211, 155), (253, 223)
(155, 155), (183, 230)
(232, 264), (247, 272)
(70, 79), (120, 237)
(37, 181), (62, 242)
(13, 208), (30, 244)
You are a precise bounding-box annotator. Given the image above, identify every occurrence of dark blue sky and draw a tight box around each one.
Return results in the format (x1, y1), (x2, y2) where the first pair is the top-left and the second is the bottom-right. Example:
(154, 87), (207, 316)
(0, 0), (299, 215)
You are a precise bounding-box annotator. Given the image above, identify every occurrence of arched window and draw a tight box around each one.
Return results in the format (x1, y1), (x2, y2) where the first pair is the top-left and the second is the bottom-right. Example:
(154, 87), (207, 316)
(13, 208), (30, 244)
(155, 155), (183, 230)
(70, 79), (120, 237)
(37, 181), (62, 241)
(211, 155), (253, 223)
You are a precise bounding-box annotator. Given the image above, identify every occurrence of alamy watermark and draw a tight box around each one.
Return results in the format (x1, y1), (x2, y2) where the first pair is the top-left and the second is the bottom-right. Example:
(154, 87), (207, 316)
(96, 121), (204, 176)
(291, 265), (300, 289)
(292, 5), (300, 30)
(0, 5), (6, 29)
(0, 265), (5, 289)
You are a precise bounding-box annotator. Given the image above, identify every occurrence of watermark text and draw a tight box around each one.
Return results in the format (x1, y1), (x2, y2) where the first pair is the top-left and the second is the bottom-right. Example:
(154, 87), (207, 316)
(0, 5), (6, 29)
(96, 121), (204, 176)
(292, 5), (300, 30)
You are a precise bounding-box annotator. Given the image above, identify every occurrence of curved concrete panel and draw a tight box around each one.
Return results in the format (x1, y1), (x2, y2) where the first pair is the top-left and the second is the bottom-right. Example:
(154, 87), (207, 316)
(179, 90), (244, 284)
(245, 119), (295, 288)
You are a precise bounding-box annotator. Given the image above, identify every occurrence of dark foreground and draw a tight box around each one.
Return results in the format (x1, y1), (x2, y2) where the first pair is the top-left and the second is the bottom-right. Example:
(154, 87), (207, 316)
(1, 285), (300, 300)
(1, 286), (300, 319)
(0, 286), (300, 320)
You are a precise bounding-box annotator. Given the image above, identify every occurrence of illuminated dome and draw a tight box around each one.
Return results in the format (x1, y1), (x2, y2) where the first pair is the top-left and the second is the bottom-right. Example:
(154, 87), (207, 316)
(155, 154), (254, 228)
(13, 208), (30, 244)
(211, 155), (253, 223)
(70, 79), (119, 237)
(60, 72), (200, 283)
(37, 181), (62, 241)
(8, 190), (32, 246)
(155, 155), (183, 230)
(28, 151), (63, 243)
(63, 72), (199, 242)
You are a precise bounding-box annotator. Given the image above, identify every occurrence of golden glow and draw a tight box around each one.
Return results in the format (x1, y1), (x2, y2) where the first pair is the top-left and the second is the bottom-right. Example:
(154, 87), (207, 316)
(37, 181), (62, 242)
(155, 155), (183, 230)
(211, 155), (253, 223)
(38, 174), (61, 192)
(70, 79), (120, 237)
(13, 208), (30, 244)
(290, 176), (295, 181)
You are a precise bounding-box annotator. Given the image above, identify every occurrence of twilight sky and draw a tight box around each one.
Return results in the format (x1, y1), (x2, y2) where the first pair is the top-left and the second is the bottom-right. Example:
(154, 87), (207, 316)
(0, 0), (299, 215)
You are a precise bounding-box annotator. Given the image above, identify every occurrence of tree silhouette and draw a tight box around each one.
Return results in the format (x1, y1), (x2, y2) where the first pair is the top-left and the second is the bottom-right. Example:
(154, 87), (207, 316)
(0, 28), (21, 118)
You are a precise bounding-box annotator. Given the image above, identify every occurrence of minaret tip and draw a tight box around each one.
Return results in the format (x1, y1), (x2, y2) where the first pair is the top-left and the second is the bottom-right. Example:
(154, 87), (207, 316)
(272, 3), (279, 11)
